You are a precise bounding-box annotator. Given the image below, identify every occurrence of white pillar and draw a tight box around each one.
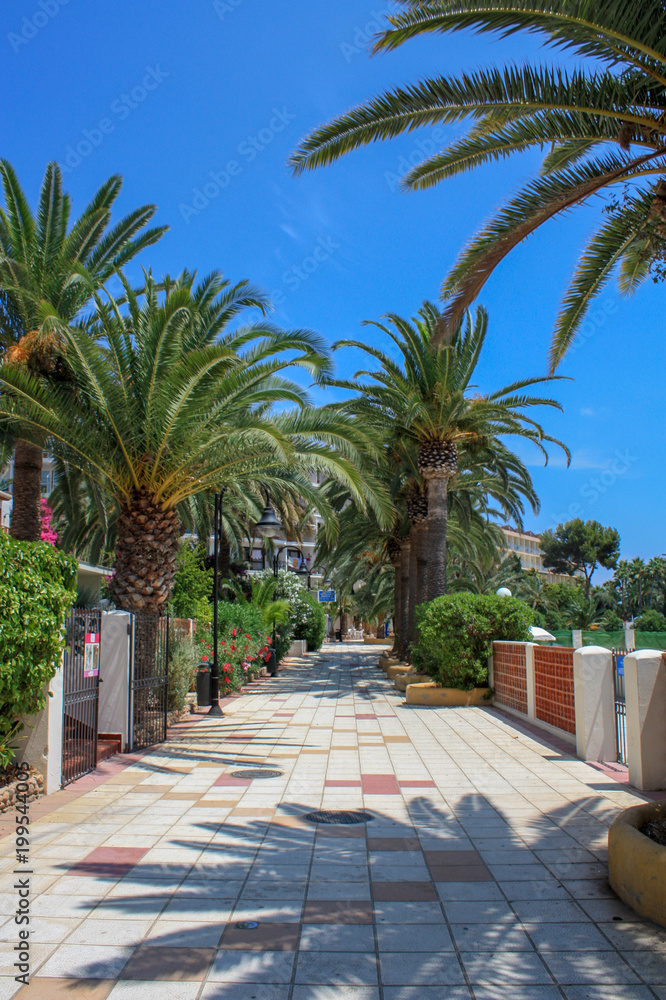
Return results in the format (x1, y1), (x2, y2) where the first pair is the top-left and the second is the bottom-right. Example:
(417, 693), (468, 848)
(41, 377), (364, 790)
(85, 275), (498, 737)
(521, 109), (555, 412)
(15, 654), (64, 794)
(573, 646), (615, 762)
(624, 650), (666, 791)
(525, 642), (536, 721)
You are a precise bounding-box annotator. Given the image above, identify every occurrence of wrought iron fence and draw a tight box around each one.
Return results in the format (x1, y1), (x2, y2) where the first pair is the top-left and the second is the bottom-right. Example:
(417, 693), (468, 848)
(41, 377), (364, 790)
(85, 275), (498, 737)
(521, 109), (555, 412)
(62, 609), (101, 785)
(129, 611), (169, 751)
(611, 647), (633, 766)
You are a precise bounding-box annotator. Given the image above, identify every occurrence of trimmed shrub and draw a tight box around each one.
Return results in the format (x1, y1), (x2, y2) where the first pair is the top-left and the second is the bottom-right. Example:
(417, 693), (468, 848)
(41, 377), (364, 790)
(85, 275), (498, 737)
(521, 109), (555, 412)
(0, 533), (77, 756)
(167, 632), (198, 712)
(413, 593), (533, 691)
(635, 609), (666, 632)
(290, 589), (326, 651)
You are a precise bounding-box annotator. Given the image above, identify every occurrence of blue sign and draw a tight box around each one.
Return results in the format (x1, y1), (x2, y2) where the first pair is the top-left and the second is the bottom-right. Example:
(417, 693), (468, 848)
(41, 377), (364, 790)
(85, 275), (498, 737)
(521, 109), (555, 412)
(616, 655), (624, 676)
(318, 589), (336, 603)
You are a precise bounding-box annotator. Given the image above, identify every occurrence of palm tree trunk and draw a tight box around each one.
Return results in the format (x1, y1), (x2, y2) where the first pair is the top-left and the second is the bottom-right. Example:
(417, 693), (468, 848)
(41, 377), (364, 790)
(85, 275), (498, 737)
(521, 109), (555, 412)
(416, 521), (428, 627)
(109, 489), (182, 612)
(9, 439), (43, 542)
(407, 524), (419, 648)
(392, 556), (401, 654)
(426, 475), (448, 600)
(399, 538), (411, 658)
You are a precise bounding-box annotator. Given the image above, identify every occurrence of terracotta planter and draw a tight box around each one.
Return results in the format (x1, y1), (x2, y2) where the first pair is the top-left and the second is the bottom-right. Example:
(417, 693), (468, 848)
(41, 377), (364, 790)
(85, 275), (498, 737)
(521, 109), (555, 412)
(405, 683), (491, 707)
(608, 801), (666, 927)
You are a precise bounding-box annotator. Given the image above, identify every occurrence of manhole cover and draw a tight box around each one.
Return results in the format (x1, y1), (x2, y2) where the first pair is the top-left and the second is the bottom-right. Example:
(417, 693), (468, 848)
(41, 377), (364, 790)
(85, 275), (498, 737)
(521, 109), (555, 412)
(230, 769), (283, 779)
(303, 809), (375, 825)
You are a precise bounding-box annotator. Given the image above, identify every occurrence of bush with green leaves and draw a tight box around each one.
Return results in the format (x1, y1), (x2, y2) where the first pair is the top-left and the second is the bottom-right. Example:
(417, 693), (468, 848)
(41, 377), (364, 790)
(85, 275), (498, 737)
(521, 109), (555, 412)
(413, 593), (533, 691)
(291, 588), (326, 650)
(269, 569), (325, 652)
(170, 543), (213, 622)
(167, 632), (199, 712)
(0, 533), (77, 758)
(635, 609), (666, 633)
(194, 601), (274, 692)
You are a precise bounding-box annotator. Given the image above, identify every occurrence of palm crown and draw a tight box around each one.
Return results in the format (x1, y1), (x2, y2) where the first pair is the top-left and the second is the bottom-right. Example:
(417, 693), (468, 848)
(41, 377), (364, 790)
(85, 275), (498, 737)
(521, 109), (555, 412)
(330, 302), (569, 598)
(0, 269), (384, 610)
(290, 0), (666, 367)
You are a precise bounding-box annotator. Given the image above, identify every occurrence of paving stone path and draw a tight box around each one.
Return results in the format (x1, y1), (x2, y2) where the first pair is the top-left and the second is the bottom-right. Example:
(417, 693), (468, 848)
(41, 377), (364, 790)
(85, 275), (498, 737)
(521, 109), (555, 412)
(1, 643), (665, 999)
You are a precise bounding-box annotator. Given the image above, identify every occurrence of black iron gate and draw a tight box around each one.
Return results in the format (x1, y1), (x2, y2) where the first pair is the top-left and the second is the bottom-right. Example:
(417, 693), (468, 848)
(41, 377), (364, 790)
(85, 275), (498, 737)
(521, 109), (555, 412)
(62, 609), (101, 785)
(612, 647), (632, 765)
(129, 611), (169, 751)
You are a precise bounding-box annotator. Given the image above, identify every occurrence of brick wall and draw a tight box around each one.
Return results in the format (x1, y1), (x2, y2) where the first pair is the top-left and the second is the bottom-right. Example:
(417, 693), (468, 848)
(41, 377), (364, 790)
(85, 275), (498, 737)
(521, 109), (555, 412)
(492, 642), (528, 715)
(534, 645), (576, 735)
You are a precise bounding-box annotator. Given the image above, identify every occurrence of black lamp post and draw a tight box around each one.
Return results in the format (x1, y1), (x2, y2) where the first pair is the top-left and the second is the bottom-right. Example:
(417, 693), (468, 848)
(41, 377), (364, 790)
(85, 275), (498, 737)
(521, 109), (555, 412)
(208, 490), (225, 717)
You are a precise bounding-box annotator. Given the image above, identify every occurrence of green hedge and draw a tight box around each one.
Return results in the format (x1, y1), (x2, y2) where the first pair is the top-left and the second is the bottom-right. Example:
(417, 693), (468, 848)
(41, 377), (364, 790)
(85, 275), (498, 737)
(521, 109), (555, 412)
(550, 629), (666, 651)
(0, 533), (77, 756)
(413, 593), (533, 691)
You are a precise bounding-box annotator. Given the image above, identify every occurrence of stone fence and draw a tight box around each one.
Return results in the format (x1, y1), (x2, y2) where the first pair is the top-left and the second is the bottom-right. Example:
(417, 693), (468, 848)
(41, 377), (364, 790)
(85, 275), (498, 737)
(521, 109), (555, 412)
(490, 642), (665, 792)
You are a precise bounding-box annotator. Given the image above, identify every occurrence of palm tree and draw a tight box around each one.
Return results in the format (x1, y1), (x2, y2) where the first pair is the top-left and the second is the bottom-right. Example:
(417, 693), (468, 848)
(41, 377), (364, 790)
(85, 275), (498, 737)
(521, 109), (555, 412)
(0, 161), (166, 539)
(290, 1), (666, 366)
(0, 270), (382, 612)
(331, 302), (569, 600)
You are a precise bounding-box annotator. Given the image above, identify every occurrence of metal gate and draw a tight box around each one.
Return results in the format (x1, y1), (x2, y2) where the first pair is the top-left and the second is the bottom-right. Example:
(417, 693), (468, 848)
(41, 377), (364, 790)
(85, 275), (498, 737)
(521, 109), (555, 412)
(62, 609), (101, 785)
(129, 611), (169, 751)
(612, 647), (632, 766)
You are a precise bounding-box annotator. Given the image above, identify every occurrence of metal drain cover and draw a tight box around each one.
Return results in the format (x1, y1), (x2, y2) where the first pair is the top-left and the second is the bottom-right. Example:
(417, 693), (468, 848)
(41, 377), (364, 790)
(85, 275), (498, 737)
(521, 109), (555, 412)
(231, 769), (283, 780)
(303, 809), (374, 825)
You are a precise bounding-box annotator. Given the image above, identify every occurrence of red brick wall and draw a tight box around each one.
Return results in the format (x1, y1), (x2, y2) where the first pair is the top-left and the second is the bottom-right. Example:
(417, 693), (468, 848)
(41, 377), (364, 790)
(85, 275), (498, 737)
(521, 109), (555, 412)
(534, 645), (575, 735)
(492, 642), (528, 715)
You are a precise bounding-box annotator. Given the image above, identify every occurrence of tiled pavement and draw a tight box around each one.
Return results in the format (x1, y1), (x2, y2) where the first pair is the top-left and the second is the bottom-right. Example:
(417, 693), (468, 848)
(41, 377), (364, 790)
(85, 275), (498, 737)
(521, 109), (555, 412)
(1, 643), (665, 1000)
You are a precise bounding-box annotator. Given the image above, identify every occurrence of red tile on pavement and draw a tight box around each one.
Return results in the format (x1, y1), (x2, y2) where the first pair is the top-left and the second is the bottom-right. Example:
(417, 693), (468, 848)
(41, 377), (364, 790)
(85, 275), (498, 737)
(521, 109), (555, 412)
(362, 774), (401, 795)
(355, 714), (376, 720)
(225, 733), (256, 741)
(399, 780), (436, 788)
(325, 780), (362, 787)
(214, 775), (252, 787)
(68, 846), (148, 877)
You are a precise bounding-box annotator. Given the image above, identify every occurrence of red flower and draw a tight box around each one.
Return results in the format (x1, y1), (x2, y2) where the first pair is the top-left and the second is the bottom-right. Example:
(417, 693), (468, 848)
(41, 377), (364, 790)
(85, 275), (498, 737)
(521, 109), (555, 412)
(232, 628), (237, 637)
(244, 645), (249, 651)
(201, 655), (209, 662)
(244, 634), (251, 639)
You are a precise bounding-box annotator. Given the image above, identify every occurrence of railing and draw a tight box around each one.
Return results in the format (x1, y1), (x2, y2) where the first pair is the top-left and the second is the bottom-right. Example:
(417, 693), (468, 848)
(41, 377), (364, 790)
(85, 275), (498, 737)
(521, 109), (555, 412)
(611, 647), (633, 765)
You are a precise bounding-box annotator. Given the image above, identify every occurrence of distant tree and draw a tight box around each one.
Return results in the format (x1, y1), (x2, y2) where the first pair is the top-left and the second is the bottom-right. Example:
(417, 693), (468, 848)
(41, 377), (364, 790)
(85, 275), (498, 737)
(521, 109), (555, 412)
(540, 519), (620, 598)
(635, 609), (666, 633)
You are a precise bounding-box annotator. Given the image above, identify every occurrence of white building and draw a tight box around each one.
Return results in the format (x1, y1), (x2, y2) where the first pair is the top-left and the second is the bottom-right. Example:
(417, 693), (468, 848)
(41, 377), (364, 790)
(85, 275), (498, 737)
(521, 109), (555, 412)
(501, 526), (580, 586)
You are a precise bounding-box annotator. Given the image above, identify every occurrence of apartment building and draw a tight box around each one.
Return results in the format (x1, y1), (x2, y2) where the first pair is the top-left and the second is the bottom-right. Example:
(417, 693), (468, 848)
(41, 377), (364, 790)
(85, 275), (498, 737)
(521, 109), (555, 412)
(501, 525), (580, 585)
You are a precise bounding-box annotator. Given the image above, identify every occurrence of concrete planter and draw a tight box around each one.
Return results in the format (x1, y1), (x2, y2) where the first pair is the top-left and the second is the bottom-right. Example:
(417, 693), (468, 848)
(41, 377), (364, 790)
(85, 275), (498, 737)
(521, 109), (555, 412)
(395, 671), (430, 692)
(405, 683), (491, 707)
(386, 664), (413, 680)
(608, 801), (666, 927)
(288, 640), (307, 658)
(364, 637), (392, 645)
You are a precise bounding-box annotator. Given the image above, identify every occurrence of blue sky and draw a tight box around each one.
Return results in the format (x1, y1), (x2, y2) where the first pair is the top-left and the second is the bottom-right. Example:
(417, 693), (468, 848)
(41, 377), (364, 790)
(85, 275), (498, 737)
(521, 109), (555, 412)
(2, 0), (664, 565)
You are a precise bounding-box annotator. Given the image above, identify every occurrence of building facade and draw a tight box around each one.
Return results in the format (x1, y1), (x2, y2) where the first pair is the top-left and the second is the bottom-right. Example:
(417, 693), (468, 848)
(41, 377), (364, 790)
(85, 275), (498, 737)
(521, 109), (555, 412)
(501, 526), (581, 586)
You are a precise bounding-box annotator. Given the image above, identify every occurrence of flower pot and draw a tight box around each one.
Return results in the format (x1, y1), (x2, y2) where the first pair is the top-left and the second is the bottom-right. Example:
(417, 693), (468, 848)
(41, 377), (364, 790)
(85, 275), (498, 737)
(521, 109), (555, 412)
(608, 801), (666, 927)
(405, 683), (491, 707)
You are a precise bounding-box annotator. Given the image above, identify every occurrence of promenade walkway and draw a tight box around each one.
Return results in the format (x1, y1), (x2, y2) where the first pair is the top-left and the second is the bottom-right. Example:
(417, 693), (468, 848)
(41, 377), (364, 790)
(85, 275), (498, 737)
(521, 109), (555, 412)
(1, 643), (665, 999)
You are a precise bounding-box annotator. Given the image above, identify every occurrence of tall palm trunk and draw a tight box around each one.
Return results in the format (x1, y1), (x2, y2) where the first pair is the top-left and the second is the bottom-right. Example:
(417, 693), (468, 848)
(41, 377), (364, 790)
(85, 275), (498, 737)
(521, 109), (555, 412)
(391, 553), (402, 654)
(416, 524), (429, 609)
(399, 537), (411, 658)
(407, 523), (419, 649)
(426, 475), (449, 600)
(109, 489), (181, 612)
(9, 439), (43, 541)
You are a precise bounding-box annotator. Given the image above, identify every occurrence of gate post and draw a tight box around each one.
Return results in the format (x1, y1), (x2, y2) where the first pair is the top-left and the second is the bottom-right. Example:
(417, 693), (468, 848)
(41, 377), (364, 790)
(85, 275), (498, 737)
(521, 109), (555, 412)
(15, 653), (64, 793)
(624, 650), (666, 791)
(99, 611), (132, 752)
(573, 646), (615, 762)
